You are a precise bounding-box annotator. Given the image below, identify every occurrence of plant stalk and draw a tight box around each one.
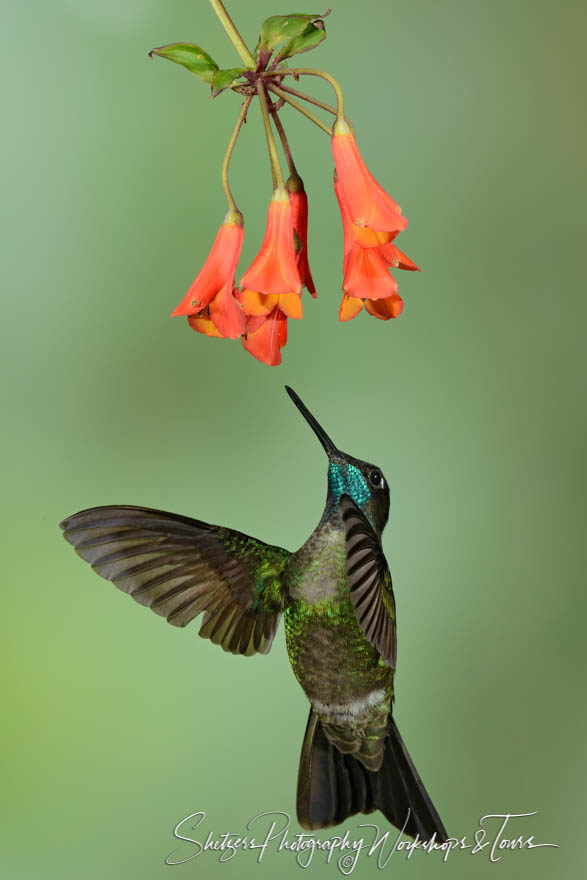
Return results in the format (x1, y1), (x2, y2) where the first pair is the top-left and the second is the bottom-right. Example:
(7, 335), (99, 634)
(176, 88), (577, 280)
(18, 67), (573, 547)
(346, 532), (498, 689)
(270, 108), (298, 179)
(221, 96), (252, 214)
(209, 0), (256, 69)
(279, 68), (344, 123)
(268, 84), (333, 136)
(273, 82), (337, 116)
(257, 81), (285, 190)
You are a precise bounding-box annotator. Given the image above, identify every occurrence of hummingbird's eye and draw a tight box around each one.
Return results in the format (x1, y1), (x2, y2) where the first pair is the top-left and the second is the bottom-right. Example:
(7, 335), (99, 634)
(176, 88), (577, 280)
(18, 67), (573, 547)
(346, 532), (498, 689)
(369, 470), (382, 487)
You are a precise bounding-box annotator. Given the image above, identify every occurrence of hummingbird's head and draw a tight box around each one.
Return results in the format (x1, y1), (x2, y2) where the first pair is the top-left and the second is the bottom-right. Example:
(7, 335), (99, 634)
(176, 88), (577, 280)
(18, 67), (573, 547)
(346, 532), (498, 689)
(285, 386), (390, 534)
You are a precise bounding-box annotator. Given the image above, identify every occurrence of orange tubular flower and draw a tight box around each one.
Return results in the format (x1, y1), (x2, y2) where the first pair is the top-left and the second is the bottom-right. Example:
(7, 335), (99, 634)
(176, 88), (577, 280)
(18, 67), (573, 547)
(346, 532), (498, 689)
(240, 188), (303, 321)
(171, 211), (245, 339)
(334, 173), (396, 257)
(334, 169), (418, 323)
(332, 119), (408, 235)
(287, 174), (316, 298)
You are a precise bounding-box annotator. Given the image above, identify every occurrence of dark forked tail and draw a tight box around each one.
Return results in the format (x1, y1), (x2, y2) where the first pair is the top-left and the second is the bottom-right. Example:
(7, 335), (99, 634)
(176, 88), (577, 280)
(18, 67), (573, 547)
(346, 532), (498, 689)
(297, 710), (448, 841)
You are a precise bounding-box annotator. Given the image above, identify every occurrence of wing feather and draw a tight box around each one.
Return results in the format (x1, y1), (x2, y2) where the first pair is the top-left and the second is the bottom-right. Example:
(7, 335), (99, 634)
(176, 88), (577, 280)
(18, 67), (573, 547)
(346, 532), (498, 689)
(339, 495), (397, 668)
(60, 505), (289, 655)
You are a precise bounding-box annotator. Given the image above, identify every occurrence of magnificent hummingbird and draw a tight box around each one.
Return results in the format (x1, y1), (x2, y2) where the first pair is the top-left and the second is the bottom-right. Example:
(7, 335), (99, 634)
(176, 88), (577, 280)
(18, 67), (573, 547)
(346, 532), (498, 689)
(60, 386), (447, 839)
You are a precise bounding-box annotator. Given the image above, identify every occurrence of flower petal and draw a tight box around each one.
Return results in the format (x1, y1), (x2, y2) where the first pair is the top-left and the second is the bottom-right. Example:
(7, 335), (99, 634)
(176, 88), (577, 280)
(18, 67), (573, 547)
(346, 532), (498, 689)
(172, 217), (244, 316)
(278, 310), (288, 347)
(339, 293), (364, 322)
(288, 178), (317, 297)
(244, 313), (267, 334)
(365, 293), (404, 320)
(209, 285), (245, 339)
(187, 314), (225, 337)
(378, 242), (420, 272)
(242, 307), (287, 366)
(343, 245), (399, 300)
(334, 173), (395, 253)
(277, 292), (303, 319)
(354, 226), (396, 248)
(332, 124), (408, 233)
(240, 191), (302, 296)
(239, 289), (279, 316)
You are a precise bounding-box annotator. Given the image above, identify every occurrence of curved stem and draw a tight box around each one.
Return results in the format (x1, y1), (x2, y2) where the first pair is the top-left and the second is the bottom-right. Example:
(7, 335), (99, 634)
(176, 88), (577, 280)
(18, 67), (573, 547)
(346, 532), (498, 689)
(257, 81), (285, 190)
(273, 68), (344, 123)
(270, 109), (298, 179)
(221, 96), (252, 214)
(268, 84), (333, 136)
(273, 82), (336, 116)
(209, 0), (256, 69)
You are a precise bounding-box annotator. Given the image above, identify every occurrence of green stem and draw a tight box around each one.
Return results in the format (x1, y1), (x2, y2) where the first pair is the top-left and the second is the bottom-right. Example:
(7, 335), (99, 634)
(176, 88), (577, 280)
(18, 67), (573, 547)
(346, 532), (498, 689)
(221, 96), (252, 214)
(257, 81), (285, 190)
(270, 108), (298, 179)
(280, 68), (344, 123)
(209, 0), (256, 69)
(273, 82), (336, 116)
(268, 84), (333, 136)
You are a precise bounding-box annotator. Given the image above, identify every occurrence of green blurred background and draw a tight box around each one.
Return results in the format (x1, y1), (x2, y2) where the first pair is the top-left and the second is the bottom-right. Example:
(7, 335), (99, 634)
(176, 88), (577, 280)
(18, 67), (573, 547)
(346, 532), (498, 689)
(2, 0), (586, 877)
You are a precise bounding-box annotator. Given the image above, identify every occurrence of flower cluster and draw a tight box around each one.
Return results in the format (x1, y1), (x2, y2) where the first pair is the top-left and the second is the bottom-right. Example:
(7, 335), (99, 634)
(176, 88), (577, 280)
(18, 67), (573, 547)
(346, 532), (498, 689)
(171, 181), (313, 366)
(155, 4), (419, 365)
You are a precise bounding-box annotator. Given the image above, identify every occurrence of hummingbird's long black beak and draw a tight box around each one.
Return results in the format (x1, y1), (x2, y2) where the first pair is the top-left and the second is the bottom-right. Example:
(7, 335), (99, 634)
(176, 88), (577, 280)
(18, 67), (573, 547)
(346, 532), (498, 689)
(285, 386), (339, 457)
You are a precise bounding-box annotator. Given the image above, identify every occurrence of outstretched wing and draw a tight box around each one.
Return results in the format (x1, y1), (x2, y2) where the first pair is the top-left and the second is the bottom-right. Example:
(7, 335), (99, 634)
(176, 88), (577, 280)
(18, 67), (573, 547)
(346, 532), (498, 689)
(60, 505), (289, 656)
(339, 495), (397, 668)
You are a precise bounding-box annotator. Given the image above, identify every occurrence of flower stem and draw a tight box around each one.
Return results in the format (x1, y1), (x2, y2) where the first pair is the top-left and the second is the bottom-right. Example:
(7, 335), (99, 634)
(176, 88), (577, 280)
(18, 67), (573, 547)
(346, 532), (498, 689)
(268, 84), (333, 136)
(276, 68), (344, 123)
(270, 109), (298, 179)
(221, 96), (252, 215)
(273, 83), (336, 116)
(209, 0), (256, 69)
(257, 81), (285, 190)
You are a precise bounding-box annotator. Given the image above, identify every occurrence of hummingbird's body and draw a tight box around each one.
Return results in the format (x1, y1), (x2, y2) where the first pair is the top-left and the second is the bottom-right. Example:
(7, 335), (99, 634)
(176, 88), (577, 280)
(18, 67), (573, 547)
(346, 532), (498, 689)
(284, 507), (394, 770)
(60, 388), (447, 839)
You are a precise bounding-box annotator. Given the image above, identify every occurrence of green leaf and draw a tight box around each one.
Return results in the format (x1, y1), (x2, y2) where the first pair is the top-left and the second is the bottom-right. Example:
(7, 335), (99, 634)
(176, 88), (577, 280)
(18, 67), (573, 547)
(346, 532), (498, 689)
(149, 43), (218, 85)
(210, 67), (247, 98)
(257, 10), (330, 57)
(274, 21), (327, 63)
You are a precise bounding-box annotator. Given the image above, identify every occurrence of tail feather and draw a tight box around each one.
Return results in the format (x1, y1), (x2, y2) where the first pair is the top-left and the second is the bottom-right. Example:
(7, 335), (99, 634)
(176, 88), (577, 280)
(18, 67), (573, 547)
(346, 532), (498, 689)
(380, 717), (448, 841)
(297, 710), (447, 841)
(297, 712), (376, 829)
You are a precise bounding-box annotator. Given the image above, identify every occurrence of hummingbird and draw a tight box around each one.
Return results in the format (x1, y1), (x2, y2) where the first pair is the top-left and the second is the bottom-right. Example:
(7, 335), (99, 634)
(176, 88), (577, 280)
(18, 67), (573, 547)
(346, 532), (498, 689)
(60, 386), (447, 840)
